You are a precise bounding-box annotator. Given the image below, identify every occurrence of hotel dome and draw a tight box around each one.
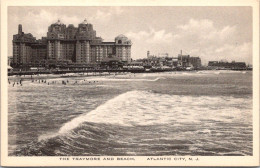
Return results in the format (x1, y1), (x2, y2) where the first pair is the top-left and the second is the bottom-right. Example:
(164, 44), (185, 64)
(53, 19), (64, 25)
(81, 19), (88, 24)
(115, 34), (131, 44)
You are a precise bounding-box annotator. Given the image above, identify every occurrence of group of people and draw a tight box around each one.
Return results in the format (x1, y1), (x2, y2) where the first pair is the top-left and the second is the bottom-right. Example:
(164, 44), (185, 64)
(8, 71), (130, 87)
(60, 79), (99, 85)
(8, 79), (23, 87)
(8, 77), (100, 87)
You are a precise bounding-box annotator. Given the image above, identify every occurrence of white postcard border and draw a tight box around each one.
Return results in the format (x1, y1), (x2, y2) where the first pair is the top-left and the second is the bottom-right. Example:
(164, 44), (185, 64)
(1, 0), (259, 166)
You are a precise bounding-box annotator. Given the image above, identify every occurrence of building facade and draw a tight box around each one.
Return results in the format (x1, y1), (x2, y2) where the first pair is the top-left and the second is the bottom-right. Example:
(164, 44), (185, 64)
(13, 24), (41, 65)
(189, 56), (202, 69)
(178, 54), (201, 69)
(12, 19), (132, 67)
(208, 61), (246, 69)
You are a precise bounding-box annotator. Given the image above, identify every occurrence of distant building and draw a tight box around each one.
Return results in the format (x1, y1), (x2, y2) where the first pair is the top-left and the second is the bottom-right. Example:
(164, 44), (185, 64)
(147, 51), (150, 58)
(172, 58), (178, 67)
(158, 53), (169, 57)
(12, 19), (132, 67)
(208, 61), (218, 66)
(145, 51), (195, 68)
(178, 51), (201, 69)
(190, 57), (202, 69)
(13, 24), (41, 65)
(178, 54), (191, 67)
(208, 61), (247, 69)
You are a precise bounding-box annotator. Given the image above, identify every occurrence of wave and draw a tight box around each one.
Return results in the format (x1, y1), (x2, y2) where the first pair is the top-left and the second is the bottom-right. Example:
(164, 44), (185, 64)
(197, 70), (248, 74)
(79, 77), (165, 82)
(39, 90), (252, 142)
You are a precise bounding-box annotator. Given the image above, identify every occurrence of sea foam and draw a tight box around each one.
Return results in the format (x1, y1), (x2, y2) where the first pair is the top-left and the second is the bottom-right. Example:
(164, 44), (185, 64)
(55, 90), (251, 135)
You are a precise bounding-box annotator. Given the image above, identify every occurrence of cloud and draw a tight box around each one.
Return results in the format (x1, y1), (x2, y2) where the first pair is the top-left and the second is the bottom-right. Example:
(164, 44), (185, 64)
(89, 10), (112, 23)
(126, 18), (251, 64)
(89, 7), (124, 24)
(177, 19), (214, 31)
(213, 42), (252, 62)
(171, 18), (251, 64)
(125, 29), (175, 60)
(175, 19), (237, 44)
(126, 28), (174, 44)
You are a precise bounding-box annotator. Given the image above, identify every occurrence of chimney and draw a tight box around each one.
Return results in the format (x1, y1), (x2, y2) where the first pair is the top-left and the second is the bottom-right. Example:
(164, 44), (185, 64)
(147, 51), (150, 58)
(18, 24), (22, 35)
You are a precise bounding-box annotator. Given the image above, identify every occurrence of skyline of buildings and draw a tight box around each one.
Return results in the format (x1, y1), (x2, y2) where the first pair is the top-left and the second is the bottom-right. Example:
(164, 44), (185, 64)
(11, 19), (204, 68)
(8, 7), (252, 65)
(12, 19), (132, 66)
(10, 18), (249, 69)
(142, 50), (202, 69)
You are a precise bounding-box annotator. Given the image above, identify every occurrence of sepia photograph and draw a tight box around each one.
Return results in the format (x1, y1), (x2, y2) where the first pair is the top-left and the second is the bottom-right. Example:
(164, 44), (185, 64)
(1, 0), (259, 167)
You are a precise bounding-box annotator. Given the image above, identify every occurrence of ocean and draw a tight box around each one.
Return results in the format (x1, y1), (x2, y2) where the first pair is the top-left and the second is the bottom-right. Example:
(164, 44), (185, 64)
(8, 70), (252, 156)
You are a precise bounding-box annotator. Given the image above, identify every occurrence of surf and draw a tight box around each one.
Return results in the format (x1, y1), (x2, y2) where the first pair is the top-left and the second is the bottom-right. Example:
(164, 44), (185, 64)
(39, 90), (252, 142)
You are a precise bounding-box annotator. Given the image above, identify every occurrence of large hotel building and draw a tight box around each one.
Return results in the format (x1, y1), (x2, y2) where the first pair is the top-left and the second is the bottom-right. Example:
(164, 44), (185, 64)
(13, 19), (132, 66)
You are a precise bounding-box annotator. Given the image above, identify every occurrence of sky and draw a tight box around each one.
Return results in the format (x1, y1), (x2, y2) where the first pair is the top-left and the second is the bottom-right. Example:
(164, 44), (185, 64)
(8, 6), (252, 65)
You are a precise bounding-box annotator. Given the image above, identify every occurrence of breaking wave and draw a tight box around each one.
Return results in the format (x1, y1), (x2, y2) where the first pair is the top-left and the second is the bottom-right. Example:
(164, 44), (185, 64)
(36, 90), (250, 138)
(13, 90), (249, 156)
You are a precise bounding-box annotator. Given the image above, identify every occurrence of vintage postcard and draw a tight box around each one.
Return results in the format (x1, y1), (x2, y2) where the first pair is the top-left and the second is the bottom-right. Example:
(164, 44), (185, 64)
(1, 0), (259, 166)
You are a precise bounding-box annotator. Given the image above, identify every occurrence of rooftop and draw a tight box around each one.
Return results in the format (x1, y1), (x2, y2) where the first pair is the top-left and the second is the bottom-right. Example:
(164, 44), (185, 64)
(115, 34), (128, 39)
(54, 19), (64, 25)
(81, 19), (88, 24)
